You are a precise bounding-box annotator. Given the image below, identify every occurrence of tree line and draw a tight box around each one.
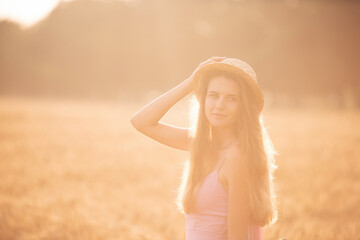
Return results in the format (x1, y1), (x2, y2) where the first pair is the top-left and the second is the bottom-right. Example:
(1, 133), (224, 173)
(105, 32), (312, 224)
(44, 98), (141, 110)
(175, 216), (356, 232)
(0, 0), (359, 107)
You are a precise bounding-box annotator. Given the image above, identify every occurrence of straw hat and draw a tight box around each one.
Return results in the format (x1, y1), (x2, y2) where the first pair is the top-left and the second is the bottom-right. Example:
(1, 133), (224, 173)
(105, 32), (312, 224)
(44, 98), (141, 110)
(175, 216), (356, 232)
(192, 58), (264, 112)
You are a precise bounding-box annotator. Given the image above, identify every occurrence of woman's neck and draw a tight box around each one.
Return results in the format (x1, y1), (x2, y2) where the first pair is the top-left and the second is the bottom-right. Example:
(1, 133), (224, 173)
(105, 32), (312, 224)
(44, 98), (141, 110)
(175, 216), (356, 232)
(212, 126), (238, 151)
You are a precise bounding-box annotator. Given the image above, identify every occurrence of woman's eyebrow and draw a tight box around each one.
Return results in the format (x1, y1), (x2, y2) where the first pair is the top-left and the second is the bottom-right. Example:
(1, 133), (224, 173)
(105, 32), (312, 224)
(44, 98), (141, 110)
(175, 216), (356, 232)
(207, 90), (239, 97)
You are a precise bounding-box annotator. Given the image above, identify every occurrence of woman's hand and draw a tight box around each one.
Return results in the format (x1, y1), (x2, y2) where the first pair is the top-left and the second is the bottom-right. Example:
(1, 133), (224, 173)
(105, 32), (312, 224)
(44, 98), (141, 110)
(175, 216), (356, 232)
(184, 56), (227, 88)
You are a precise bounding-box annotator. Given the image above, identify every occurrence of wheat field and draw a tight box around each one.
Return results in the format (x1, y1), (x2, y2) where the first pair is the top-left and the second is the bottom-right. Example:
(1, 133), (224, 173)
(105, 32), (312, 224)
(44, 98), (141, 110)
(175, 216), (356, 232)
(0, 97), (359, 240)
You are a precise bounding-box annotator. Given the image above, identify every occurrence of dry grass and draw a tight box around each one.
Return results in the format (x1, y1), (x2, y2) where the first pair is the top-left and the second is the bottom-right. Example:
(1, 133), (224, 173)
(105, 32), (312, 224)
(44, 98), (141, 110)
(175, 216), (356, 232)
(0, 97), (359, 239)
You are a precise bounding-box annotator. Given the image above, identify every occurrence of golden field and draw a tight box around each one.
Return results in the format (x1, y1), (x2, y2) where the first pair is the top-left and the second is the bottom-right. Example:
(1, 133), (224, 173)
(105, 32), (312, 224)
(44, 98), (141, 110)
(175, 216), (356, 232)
(0, 97), (359, 240)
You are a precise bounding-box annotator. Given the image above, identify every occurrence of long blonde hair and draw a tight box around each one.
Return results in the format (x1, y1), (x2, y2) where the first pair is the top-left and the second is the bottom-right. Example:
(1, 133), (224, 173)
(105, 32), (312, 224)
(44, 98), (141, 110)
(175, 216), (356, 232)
(176, 70), (278, 226)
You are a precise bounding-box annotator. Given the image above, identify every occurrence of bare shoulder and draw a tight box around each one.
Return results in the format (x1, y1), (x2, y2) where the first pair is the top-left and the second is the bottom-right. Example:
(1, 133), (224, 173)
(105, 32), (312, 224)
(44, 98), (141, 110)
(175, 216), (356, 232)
(222, 145), (248, 182)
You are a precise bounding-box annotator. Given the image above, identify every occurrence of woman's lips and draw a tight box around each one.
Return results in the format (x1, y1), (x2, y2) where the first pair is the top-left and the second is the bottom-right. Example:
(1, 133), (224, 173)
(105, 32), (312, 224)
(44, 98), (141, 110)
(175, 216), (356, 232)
(212, 113), (226, 117)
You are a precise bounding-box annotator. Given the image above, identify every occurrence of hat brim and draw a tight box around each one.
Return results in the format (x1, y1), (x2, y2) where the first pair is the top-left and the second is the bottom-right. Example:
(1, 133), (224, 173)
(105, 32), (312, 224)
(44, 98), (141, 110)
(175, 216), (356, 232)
(192, 62), (264, 111)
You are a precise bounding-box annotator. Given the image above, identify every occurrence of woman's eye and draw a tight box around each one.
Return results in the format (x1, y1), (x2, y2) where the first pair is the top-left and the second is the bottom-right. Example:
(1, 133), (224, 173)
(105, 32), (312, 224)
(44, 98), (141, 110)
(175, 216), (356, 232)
(228, 97), (237, 101)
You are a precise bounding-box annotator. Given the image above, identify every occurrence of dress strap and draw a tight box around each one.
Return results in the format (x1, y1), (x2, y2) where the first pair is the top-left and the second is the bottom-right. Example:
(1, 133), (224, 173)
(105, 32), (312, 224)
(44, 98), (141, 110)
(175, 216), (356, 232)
(216, 157), (227, 172)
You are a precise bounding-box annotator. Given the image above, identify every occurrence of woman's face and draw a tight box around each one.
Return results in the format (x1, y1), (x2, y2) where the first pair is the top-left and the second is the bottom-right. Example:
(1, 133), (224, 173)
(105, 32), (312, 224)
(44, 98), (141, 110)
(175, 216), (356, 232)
(204, 75), (241, 129)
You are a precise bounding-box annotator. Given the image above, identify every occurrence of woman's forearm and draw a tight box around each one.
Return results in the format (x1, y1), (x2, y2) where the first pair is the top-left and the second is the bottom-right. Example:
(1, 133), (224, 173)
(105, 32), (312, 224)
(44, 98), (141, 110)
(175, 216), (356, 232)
(130, 78), (192, 130)
(130, 57), (226, 132)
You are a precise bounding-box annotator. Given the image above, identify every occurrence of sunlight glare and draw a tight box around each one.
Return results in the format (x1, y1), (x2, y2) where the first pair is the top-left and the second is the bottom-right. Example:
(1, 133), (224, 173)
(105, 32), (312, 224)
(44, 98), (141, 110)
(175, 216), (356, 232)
(0, 0), (61, 27)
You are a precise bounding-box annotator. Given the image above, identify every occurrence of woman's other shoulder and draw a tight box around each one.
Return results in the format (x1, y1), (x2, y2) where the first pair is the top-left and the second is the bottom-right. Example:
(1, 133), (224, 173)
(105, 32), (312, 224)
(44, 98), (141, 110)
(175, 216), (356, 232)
(223, 144), (248, 180)
(226, 143), (242, 164)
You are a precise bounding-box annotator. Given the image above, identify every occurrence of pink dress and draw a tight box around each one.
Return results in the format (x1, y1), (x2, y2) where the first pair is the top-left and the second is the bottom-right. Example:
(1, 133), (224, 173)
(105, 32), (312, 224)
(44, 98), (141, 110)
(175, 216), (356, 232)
(185, 156), (263, 240)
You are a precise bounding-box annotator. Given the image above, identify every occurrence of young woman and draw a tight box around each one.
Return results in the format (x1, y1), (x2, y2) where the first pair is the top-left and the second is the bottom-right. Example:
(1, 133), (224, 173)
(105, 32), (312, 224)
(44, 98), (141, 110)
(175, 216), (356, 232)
(130, 56), (277, 240)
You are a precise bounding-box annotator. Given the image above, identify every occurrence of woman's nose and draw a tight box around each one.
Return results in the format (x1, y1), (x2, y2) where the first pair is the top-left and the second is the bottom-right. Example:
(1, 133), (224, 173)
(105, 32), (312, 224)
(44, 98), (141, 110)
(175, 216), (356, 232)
(215, 97), (225, 109)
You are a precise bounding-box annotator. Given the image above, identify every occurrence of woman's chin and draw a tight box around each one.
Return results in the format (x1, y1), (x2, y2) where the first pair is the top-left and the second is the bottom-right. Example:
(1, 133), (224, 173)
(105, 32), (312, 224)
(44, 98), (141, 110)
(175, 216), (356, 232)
(209, 120), (231, 129)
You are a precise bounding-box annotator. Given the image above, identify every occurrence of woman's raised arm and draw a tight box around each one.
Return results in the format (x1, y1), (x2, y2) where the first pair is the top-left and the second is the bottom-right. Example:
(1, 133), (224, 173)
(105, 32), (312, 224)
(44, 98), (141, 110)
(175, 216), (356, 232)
(130, 77), (193, 151)
(130, 56), (226, 151)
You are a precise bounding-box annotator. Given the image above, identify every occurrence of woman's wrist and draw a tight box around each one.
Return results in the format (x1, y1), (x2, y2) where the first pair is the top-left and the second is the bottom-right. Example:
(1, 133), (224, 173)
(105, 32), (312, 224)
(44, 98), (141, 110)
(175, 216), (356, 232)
(182, 77), (193, 94)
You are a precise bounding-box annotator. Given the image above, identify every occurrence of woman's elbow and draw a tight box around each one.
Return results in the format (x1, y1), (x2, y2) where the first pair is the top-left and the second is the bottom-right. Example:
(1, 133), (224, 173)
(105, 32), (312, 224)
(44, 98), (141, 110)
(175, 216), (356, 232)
(130, 115), (142, 131)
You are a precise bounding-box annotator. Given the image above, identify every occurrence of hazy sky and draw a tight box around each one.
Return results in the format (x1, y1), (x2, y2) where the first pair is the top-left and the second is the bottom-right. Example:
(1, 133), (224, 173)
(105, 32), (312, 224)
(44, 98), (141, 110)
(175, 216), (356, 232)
(0, 0), (137, 27)
(0, 0), (138, 28)
(0, 0), (69, 27)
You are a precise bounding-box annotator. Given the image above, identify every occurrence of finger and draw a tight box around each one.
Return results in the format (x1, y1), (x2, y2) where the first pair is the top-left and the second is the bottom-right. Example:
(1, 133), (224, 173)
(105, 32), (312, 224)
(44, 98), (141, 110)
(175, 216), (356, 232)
(207, 58), (225, 64)
(211, 56), (226, 60)
(199, 56), (226, 67)
(213, 57), (226, 61)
